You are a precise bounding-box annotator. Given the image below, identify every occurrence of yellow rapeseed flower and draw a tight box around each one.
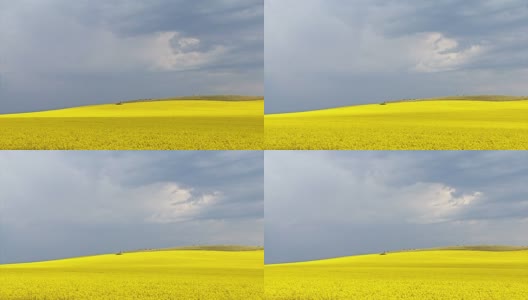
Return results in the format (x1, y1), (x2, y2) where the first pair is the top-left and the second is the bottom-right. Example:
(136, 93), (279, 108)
(265, 100), (528, 149)
(0, 249), (264, 300)
(0, 99), (264, 150)
(265, 249), (528, 299)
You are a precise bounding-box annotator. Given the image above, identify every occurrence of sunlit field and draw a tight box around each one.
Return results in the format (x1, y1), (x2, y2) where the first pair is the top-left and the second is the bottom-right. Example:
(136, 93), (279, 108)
(0, 247), (264, 300)
(265, 97), (528, 150)
(0, 96), (263, 150)
(265, 246), (528, 300)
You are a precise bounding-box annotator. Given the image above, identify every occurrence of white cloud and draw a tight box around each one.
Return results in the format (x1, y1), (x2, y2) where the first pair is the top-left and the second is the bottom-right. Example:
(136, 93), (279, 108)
(142, 183), (222, 223)
(0, 4), (227, 74)
(265, 152), (485, 227)
(405, 183), (482, 224)
(1, 179), (222, 226)
(147, 32), (227, 71)
(0, 153), (223, 227)
(267, 1), (486, 76)
(413, 32), (484, 72)
(343, 181), (483, 225)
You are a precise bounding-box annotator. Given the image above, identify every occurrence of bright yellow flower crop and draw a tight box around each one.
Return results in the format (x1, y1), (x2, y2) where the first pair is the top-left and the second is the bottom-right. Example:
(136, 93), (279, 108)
(265, 249), (528, 299)
(0, 249), (264, 300)
(0, 99), (263, 150)
(265, 100), (528, 149)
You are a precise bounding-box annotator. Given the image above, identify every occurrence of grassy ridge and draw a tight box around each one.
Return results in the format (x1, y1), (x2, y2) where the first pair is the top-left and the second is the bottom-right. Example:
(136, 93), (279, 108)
(128, 245), (264, 253)
(391, 245), (528, 253)
(121, 95), (264, 104)
(0, 248), (264, 300)
(265, 97), (528, 150)
(389, 95), (528, 103)
(265, 247), (528, 299)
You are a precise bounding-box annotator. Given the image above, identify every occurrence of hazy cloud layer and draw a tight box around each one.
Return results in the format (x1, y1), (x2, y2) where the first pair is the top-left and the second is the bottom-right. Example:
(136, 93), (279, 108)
(265, 151), (528, 263)
(0, 0), (263, 114)
(0, 151), (263, 264)
(265, 0), (528, 113)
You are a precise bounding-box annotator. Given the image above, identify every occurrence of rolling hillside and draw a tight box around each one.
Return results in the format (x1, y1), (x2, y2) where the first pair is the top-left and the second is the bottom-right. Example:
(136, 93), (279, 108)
(265, 96), (528, 150)
(265, 246), (528, 299)
(0, 247), (264, 300)
(0, 96), (264, 150)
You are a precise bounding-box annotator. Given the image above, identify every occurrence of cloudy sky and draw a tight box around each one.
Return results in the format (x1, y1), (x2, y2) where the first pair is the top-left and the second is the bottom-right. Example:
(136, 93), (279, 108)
(0, 151), (263, 264)
(0, 0), (263, 114)
(266, 0), (528, 113)
(265, 151), (528, 264)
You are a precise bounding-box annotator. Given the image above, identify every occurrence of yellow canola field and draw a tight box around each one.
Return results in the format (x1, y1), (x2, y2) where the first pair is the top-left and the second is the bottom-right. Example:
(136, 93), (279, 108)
(265, 100), (528, 149)
(0, 99), (263, 150)
(265, 250), (528, 300)
(0, 250), (264, 300)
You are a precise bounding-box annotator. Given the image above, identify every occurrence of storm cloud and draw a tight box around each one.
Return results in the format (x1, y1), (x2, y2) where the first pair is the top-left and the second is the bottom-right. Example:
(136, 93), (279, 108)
(0, 151), (263, 264)
(265, 0), (528, 113)
(0, 0), (263, 114)
(265, 151), (528, 263)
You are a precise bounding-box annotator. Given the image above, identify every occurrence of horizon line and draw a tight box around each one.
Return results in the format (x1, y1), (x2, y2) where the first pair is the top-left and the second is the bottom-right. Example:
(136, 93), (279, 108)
(0, 94), (264, 116)
(0, 244), (264, 266)
(265, 94), (528, 115)
(265, 244), (528, 266)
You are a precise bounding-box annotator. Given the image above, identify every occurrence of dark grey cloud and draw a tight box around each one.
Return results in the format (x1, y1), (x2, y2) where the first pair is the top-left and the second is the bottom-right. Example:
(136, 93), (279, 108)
(265, 151), (528, 263)
(0, 0), (262, 114)
(0, 151), (263, 264)
(373, 0), (528, 38)
(265, 0), (528, 113)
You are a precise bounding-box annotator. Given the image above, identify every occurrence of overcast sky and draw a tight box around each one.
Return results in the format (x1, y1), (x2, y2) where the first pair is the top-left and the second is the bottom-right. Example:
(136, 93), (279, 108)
(265, 151), (528, 264)
(0, 0), (263, 114)
(266, 0), (528, 113)
(0, 151), (263, 264)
